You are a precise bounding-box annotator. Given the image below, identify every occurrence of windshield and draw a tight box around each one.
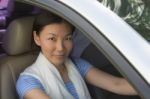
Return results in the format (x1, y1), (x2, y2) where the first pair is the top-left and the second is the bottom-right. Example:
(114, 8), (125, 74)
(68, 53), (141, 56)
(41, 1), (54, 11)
(98, 0), (150, 41)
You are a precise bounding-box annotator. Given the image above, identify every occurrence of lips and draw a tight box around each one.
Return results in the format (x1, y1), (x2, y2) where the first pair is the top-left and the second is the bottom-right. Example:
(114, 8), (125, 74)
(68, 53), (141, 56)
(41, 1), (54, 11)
(53, 52), (65, 56)
(54, 53), (65, 56)
(55, 55), (64, 57)
(52, 52), (67, 59)
(54, 54), (65, 58)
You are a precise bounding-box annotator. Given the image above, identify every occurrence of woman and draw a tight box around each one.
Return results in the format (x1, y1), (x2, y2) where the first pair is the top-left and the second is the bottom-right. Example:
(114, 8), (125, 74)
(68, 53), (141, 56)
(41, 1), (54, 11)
(16, 11), (137, 99)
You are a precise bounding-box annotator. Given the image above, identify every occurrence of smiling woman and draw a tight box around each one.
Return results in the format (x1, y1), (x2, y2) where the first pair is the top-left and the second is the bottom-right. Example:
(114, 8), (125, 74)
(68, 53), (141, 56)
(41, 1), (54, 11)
(16, 11), (91, 99)
(33, 11), (74, 69)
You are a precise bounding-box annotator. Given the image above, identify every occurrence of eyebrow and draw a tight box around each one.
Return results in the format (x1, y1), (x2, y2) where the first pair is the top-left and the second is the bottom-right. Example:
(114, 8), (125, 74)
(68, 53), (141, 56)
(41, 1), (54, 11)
(48, 33), (72, 36)
(48, 33), (57, 36)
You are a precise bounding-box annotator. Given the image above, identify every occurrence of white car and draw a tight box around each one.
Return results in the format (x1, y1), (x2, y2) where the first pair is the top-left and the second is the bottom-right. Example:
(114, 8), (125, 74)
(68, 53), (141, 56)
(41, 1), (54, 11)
(0, 0), (150, 99)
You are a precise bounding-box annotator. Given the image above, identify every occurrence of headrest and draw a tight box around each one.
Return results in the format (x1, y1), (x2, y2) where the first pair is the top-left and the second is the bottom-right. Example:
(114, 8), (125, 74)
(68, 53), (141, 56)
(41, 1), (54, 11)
(2, 16), (36, 55)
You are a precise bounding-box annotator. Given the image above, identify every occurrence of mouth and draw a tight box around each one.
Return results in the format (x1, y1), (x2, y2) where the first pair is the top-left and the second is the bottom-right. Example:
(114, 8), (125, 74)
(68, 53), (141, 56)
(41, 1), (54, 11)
(52, 52), (67, 59)
(54, 54), (65, 58)
(55, 55), (64, 56)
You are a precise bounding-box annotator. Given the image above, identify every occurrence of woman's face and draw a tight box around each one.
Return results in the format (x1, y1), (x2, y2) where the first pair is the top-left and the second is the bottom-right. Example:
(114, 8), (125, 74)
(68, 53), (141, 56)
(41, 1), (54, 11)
(34, 22), (73, 67)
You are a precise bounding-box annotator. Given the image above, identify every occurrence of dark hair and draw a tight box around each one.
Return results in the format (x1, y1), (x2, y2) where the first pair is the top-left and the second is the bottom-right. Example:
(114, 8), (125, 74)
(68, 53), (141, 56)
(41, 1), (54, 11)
(33, 11), (75, 35)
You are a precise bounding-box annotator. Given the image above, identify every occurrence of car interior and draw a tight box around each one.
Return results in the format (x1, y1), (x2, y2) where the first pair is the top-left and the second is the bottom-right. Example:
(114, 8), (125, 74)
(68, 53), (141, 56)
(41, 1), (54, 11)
(0, 1), (142, 99)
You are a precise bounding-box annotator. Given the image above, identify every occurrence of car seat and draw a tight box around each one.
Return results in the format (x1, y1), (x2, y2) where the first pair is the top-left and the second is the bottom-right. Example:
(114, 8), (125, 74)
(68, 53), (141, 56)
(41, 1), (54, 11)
(0, 16), (39, 99)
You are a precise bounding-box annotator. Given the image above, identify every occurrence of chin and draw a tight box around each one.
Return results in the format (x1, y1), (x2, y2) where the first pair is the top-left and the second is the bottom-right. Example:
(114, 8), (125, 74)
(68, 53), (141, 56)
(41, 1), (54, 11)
(53, 59), (65, 66)
(49, 55), (66, 64)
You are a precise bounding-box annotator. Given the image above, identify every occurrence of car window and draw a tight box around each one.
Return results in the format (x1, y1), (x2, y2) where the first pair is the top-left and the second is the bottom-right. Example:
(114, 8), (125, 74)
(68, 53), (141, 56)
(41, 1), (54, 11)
(98, 0), (150, 41)
(36, 1), (150, 98)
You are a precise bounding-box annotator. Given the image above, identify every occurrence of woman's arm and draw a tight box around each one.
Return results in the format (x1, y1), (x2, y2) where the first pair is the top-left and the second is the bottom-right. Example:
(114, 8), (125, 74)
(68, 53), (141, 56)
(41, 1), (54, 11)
(16, 75), (51, 99)
(85, 67), (137, 95)
(24, 89), (51, 99)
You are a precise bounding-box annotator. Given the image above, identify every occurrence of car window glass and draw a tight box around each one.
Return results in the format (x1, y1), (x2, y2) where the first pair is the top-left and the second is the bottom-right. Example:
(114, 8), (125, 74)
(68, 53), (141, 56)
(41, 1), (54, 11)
(98, 0), (150, 41)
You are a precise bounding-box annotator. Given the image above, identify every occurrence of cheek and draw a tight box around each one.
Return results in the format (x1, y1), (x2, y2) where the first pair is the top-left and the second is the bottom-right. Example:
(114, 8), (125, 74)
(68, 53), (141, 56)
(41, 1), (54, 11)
(66, 42), (73, 52)
(40, 41), (54, 52)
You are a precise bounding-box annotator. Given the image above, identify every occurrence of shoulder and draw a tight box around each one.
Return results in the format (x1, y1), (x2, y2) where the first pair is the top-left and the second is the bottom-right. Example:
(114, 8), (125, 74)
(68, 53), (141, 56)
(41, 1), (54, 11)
(72, 57), (92, 67)
(16, 75), (44, 99)
(71, 57), (92, 77)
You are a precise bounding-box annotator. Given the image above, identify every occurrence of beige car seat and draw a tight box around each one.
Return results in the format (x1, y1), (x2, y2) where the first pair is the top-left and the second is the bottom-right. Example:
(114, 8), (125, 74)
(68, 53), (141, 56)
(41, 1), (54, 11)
(0, 16), (39, 99)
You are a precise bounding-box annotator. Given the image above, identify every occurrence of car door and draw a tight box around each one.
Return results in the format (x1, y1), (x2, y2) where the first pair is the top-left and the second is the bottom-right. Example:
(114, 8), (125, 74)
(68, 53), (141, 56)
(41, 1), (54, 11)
(17, 0), (150, 99)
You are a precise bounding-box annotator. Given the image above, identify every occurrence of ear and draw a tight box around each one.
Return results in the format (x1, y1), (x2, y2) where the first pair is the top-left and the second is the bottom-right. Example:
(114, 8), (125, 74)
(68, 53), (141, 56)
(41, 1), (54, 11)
(33, 31), (41, 46)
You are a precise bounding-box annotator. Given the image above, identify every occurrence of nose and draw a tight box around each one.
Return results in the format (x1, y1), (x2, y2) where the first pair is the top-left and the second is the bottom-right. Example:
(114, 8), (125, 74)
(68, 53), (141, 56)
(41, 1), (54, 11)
(56, 40), (64, 51)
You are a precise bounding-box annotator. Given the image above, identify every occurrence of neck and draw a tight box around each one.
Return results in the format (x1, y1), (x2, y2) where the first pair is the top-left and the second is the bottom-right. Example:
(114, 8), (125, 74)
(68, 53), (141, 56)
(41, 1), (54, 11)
(56, 64), (69, 83)
(56, 64), (65, 72)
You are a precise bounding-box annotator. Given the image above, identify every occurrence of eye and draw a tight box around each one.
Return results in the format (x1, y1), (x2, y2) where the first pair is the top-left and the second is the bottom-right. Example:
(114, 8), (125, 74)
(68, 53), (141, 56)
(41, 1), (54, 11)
(48, 37), (56, 41)
(65, 35), (72, 40)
